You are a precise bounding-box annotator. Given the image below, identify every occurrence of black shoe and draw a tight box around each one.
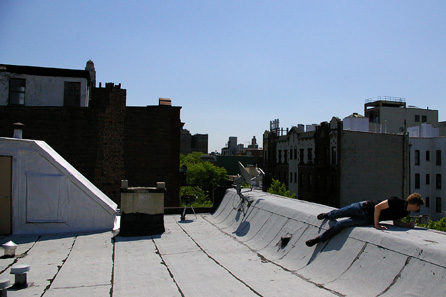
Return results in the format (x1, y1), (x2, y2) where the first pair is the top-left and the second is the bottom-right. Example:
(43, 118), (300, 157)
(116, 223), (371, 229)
(317, 213), (328, 220)
(305, 236), (320, 247)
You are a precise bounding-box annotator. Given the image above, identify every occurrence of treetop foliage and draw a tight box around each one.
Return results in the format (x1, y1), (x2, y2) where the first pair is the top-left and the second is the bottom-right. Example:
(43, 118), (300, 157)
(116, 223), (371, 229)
(267, 179), (296, 198)
(180, 152), (228, 194)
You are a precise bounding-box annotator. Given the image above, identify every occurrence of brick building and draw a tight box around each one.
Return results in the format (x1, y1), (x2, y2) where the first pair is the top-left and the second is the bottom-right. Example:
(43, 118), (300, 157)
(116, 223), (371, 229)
(180, 128), (208, 154)
(0, 63), (182, 207)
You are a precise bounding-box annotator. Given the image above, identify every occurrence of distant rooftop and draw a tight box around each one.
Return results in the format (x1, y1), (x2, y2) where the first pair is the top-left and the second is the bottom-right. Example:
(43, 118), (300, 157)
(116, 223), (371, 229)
(365, 96), (406, 109)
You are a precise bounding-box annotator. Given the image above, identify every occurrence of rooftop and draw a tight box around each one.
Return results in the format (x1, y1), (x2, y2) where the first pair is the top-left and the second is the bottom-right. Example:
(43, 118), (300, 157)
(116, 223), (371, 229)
(364, 96), (407, 109)
(1, 189), (445, 296)
(0, 64), (91, 82)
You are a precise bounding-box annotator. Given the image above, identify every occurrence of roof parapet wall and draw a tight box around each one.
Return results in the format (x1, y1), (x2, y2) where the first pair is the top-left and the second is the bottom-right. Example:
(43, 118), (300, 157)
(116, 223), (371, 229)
(210, 189), (446, 296)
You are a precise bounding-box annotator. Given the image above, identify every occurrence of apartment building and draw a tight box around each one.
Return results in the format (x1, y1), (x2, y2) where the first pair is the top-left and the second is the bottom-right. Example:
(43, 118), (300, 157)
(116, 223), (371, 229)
(264, 115), (408, 208)
(221, 136), (238, 155)
(409, 124), (445, 220)
(365, 97), (439, 134)
(263, 119), (288, 192)
(180, 128), (208, 154)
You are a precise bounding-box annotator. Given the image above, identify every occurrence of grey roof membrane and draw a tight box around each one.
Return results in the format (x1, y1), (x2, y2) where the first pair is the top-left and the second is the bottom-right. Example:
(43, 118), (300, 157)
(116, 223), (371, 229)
(1, 188), (445, 296)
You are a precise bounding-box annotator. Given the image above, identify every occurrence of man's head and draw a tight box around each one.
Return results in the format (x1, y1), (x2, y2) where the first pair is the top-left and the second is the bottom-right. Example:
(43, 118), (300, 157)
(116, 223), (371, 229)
(407, 193), (424, 211)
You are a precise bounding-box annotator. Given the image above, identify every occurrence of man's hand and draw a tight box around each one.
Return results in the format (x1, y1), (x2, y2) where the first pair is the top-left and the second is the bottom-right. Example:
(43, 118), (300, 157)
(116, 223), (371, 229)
(375, 224), (387, 230)
(393, 220), (415, 228)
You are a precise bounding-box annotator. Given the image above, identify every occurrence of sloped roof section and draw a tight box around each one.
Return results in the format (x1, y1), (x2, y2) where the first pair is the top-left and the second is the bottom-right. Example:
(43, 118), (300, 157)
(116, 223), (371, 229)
(0, 137), (117, 234)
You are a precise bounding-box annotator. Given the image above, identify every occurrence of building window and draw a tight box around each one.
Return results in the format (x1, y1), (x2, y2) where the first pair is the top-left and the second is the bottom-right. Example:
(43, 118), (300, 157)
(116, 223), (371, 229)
(9, 78), (26, 105)
(331, 147), (337, 165)
(289, 149), (293, 160)
(299, 149), (304, 165)
(307, 148), (313, 164)
(436, 174), (442, 189)
(415, 174), (420, 189)
(436, 150), (441, 166)
(294, 148), (297, 161)
(426, 151), (430, 162)
(415, 115), (420, 122)
(415, 150), (420, 165)
(64, 81), (81, 107)
(426, 174), (430, 185)
(425, 197), (430, 208)
(436, 197), (441, 213)
(299, 173), (304, 187)
(422, 115), (427, 123)
(290, 172), (293, 183)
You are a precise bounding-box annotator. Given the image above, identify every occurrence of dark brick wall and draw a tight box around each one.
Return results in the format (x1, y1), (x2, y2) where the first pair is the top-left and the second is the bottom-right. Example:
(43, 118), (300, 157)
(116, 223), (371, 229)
(91, 84), (126, 204)
(0, 106), (100, 182)
(0, 83), (181, 207)
(124, 106), (182, 207)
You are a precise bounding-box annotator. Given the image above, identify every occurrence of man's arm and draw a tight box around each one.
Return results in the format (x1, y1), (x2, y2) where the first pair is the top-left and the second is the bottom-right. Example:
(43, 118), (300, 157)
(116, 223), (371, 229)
(393, 219), (415, 228)
(374, 200), (389, 230)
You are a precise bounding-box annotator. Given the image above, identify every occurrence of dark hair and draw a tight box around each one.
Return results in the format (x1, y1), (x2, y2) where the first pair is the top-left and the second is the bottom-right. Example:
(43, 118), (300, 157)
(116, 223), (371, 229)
(407, 193), (424, 206)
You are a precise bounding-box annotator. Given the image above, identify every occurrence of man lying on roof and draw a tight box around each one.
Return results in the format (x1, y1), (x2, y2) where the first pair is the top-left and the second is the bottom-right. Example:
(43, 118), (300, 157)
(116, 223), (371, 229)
(305, 193), (424, 247)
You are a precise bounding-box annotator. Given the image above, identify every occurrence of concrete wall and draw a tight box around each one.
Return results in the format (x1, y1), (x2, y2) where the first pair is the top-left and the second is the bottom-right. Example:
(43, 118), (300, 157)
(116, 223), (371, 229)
(343, 116), (369, 132)
(407, 123), (439, 137)
(211, 189), (446, 297)
(0, 137), (117, 234)
(340, 131), (408, 206)
(0, 71), (89, 107)
(371, 106), (438, 134)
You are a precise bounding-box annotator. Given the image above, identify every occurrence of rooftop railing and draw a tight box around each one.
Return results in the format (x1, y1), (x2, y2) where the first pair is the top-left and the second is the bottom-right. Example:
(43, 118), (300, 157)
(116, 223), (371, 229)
(365, 96), (406, 103)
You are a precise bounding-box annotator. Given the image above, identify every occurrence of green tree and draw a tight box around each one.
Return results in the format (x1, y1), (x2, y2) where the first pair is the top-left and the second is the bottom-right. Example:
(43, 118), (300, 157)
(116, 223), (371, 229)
(180, 151), (206, 166)
(402, 216), (446, 232)
(267, 179), (296, 198)
(179, 153), (228, 205)
(179, 186), (211, 207)
(417, 217), (446, 232)
(186, 161), (227, 193)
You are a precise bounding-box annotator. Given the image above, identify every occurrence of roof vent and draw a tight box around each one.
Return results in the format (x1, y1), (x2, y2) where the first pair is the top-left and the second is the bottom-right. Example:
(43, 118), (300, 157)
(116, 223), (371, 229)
(2, 241), (18, 257)
(10, 264), (31, 288)
(13, 122), (24, 139)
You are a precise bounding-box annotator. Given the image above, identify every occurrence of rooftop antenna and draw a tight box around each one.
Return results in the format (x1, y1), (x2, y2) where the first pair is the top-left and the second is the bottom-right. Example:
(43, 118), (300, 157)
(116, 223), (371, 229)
(232, 162), (265, 210)
(238, 161), (264, 188)
(233, 175), (252, 208)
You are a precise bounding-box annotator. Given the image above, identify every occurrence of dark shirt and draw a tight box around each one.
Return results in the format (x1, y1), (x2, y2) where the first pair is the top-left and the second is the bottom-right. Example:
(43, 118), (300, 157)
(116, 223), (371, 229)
(364, 197), (409, 223)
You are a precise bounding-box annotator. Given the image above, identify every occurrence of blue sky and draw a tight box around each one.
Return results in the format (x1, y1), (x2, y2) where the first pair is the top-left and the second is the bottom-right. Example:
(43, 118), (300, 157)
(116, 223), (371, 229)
(1, 0), (445, 152)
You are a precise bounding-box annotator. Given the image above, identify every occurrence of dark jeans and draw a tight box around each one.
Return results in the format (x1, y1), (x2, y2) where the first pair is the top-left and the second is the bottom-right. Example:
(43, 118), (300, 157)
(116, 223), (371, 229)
(320, 201), (370, 242)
